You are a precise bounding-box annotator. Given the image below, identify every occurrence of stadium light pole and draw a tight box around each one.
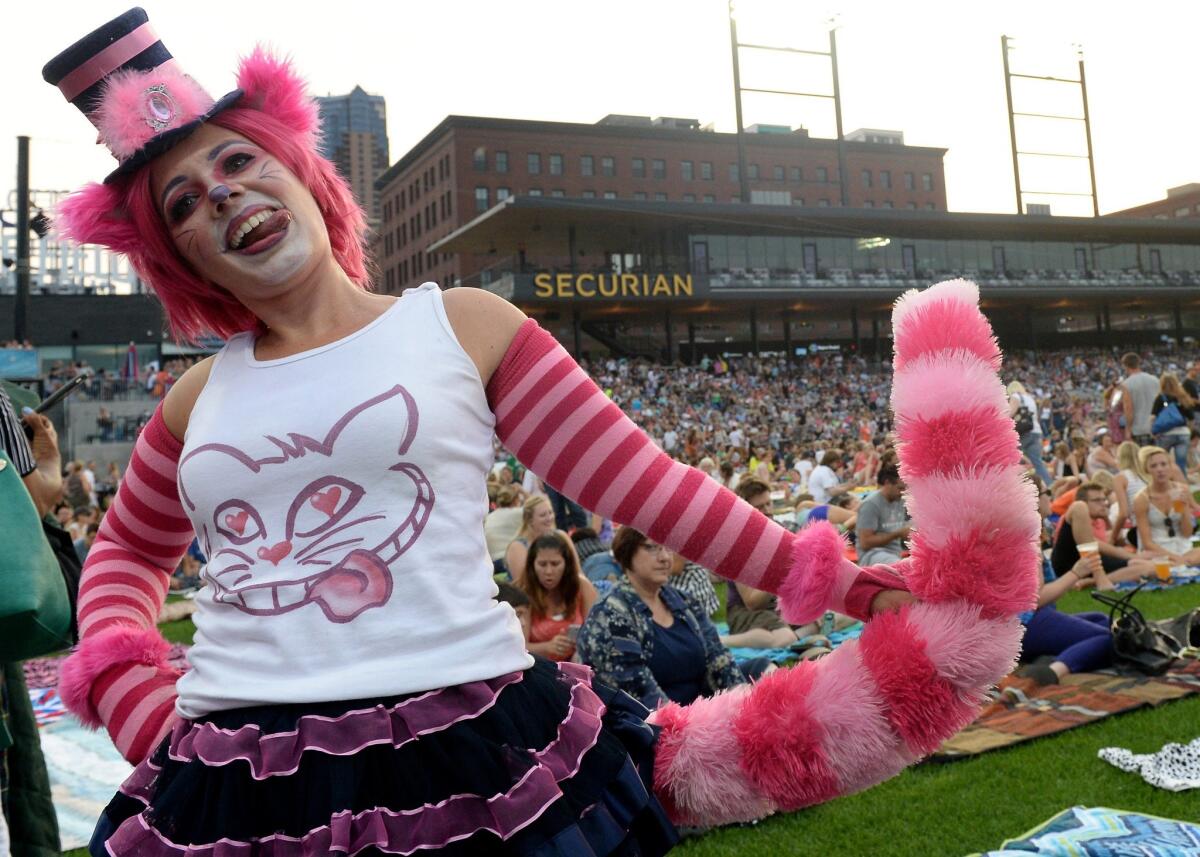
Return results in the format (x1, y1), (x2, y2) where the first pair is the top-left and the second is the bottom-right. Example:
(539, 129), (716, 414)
(1077, 45), (1100, 217)
(1000, 37), (1023, 214)
(15, 137), (31, 343)
(829, 26), (849, 208)
(728, 1), (751, 204)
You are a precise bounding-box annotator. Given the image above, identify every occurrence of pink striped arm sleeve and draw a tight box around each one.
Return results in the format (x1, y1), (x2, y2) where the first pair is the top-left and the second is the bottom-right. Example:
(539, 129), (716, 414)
(486, 320), (903, 621)
(57, 405), (192, 763)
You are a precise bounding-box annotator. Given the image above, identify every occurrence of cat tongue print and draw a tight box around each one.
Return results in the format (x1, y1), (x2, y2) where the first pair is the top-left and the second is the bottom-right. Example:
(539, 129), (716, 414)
(307, 549), (393, 622)
(178, 386), (435, 624)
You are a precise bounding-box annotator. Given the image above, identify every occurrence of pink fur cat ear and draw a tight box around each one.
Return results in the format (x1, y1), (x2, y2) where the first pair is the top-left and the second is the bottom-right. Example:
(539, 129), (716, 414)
(235, 47), (320, 148)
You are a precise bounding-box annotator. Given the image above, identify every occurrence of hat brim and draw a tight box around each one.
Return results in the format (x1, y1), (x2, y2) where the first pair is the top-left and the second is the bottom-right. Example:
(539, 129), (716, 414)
(103, 88), (244, 184)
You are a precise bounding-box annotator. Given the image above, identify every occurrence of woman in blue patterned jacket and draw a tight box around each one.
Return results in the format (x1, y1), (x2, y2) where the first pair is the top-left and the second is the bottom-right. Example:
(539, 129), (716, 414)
(577, 526), (747, 709)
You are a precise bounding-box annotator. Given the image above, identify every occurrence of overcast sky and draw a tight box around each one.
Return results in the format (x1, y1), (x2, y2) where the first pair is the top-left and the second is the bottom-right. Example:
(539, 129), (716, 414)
(4, 0), (1196, 217)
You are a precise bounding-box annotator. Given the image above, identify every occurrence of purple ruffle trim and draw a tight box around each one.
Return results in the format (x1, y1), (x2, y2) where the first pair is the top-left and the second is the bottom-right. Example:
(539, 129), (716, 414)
(166, 671), (526, 779)
(108, 662), (608, 855)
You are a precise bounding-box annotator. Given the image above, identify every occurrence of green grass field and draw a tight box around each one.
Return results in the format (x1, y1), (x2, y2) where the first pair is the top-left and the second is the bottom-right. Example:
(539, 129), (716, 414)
(64, 585), (1200, 857)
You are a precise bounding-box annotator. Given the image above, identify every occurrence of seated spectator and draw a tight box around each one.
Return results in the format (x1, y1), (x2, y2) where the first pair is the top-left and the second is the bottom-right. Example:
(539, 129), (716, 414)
(1052, 442), (1083, 480)
(74, 522), (99, 564)
(572, 527), (621, 585)
(494, 581), (532, 642)
(1049, 470), (1113, 519)
(484, 486), (523, 576)
(1132, 446), (1200, 567)
(519, 532), (598, 662)
(1151, 372), (1196, 474)
(667, 552), (720, 619)
(1086, 429), (1119, 476)
(855, 464), (910, 567)
(1019, 478), (1113, 685)
(808, 449), (852, 505)
(505, 495), (558, 585)
(1112, 440), (1147, 538)
(1050, 480), (1155, 586)
(577, 527), (750, 709)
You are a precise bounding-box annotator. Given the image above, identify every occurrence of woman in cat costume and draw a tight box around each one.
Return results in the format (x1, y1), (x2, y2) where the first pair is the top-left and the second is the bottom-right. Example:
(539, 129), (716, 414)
(48, 9), (1040, 855)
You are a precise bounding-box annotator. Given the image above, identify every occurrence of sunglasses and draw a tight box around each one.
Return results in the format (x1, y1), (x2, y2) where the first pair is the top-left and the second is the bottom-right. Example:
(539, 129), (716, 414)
(1166, 516), (1177, 539)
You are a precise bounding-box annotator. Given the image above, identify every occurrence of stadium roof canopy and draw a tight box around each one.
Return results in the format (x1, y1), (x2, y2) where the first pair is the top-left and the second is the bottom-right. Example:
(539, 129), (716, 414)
(431, 196), (1200, 256)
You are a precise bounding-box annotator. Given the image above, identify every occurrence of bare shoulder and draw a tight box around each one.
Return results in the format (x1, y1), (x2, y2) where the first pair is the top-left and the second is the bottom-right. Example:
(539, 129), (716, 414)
(442, 287), (529, 386)
(161, 355), (217, 442)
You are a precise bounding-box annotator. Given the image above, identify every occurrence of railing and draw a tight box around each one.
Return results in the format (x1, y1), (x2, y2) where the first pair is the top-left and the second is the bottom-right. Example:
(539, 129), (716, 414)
(701, 267), (1199, 290)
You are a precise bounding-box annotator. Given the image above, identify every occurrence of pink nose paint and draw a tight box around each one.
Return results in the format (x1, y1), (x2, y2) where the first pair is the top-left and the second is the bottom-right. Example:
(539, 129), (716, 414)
(257, 540), (292, 566)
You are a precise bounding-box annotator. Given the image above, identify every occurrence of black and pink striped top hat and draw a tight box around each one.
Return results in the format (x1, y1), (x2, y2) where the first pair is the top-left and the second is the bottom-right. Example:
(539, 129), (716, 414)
(43, 7), (243, 183)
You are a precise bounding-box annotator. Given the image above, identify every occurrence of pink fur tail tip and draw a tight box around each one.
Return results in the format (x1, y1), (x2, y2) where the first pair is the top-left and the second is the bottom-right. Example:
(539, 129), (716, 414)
(57, 625), (173, 729)
(777, 521), (846, 625)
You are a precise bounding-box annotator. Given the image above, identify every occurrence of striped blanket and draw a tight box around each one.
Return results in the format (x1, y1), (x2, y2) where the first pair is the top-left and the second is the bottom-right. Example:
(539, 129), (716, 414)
(972, 806), (1200, 856)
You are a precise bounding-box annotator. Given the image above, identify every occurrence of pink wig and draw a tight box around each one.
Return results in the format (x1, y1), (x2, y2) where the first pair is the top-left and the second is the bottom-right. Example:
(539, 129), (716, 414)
(55, 49), (371, 343)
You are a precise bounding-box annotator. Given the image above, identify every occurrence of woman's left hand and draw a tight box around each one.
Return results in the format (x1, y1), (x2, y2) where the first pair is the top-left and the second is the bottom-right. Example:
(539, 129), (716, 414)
(869, 589), (918, 615)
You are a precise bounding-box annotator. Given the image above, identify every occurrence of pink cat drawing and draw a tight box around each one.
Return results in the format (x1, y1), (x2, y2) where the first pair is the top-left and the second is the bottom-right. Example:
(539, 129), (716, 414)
(177, 385), (434, 623)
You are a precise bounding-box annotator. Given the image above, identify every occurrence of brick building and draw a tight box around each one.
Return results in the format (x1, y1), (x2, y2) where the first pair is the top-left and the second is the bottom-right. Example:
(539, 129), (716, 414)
(374, 115), (948, 295)
(1107, 183), (1200, 221)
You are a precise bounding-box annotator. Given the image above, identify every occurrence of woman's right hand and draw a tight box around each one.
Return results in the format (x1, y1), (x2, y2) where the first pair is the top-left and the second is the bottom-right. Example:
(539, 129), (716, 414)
(550, 632), (574, 659)
(1071, 554), (1101, 581)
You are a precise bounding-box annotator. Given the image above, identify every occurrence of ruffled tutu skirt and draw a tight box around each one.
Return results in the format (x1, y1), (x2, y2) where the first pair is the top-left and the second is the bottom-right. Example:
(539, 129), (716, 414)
(89, 658), (677, 856)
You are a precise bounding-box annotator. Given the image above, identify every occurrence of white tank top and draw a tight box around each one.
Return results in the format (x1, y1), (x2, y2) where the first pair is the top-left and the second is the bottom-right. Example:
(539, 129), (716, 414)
(174, 283), (532, 718)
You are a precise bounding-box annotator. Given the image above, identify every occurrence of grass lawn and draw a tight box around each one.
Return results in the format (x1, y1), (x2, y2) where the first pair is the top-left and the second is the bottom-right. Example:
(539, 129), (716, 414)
(64, 585), (1200, 857)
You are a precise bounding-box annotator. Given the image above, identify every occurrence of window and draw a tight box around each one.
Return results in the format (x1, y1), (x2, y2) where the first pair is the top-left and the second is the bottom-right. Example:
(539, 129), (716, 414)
(922, 173), (933, 191)
(992, 247), (1006, 272)
(924, 202), (935, 210)
(861, 169), (872, 188)
(603, 191), (617, 199)
(803, 242), (818, 274)
(654, 192), (668, 201)
(494, 151), (508, 173)
(1176, 206), (1191, 218)
(472, 147), (486, 171)
(905, 202), (917, 209)
(496, 187), (511, 201)
(881, 201), (893, 209)
(632, 157), (645, 178)
(792, 197), (804, 206)
(700, 161), (713, 180)
(527, 153), (541, 174)
(681, 160), (694, 181)
(816, 166), (828, 183)
(633, 191), (647, 200)
(581, 155), (594, 176)
(601, 156), (615, 177)
(880, 170), (891, 190)
(549, 154), (563, 175)
(790, 166), (803, 182)
(1074, 247), (1088, 270)
(683, 193), (695, 202)
(773, 165), (784, 181)
(582, 190), (596, 199)
(1149, 249), (1162, 273)
(817, 198), (830, 207)
(474, 186), (488, 212)
(551, 189), (565, 198)
(904, 171), (914, 190)
(863, 200), (874, 208)
(703, 194), (715, 203)
(529, 188), (543, 196)
(902, 245), (916, 273)
(652, 159), (666, 179)
(729, 163), (740, 181)
(747, 163), (759, 180)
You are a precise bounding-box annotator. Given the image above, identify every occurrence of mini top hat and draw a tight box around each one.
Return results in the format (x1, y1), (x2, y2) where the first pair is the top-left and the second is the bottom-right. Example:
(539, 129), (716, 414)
(43, 8), (243, 183)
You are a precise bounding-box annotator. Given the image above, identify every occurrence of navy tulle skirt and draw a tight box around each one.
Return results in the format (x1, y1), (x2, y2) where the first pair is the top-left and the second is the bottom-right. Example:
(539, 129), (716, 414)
(89, 657), (677, 856)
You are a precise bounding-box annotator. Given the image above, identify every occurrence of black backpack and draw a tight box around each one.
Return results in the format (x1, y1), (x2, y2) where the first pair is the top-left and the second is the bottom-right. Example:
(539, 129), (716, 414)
(1091, 586), (1180, 676)
(1013, 403), (1035, 436)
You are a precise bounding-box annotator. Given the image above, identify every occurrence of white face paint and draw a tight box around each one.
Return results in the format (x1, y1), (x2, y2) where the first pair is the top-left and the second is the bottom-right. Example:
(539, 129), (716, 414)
(150, 123), (332, 297)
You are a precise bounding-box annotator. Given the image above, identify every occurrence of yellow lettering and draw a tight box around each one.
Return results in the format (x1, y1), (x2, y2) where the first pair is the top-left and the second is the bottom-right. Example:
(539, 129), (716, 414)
(621, 273), (640, 296)
(642, 274), (651, 295)
(576, 273), (596, 297)
(675, 274), (693, 296)
(556, 273), (574, 298)
(534, 273), (553, 297)
(653, 274), (672, 296)
(599, 274), (618, 297)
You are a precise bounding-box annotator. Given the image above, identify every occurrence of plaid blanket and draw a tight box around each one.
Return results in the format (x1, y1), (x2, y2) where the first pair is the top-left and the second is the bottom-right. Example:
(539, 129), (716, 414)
(936, 659), (1200, 760)
(972, 806), (1200, 856)
(716, 621), (864, 664)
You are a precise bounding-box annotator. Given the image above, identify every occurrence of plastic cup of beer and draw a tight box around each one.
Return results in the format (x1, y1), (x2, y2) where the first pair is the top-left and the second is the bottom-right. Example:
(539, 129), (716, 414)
(1154, 558), (1172, 582)
(1077, 542), (1100, 577)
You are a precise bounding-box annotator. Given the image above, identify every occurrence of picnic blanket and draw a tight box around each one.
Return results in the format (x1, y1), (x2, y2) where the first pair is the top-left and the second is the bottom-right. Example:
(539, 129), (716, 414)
(717, 621), (864, 664)
(935, 659), (1200, 760)
(22, 643), (192, 694)
(1114, 568), (1200, 592)
(972, 805), (1200, 856)
(39, 714), (133, 850)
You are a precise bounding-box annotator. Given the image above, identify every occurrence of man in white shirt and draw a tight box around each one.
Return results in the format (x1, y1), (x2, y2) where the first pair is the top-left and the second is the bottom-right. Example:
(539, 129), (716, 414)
(728, 423), (744, 449)
(808, 449), (851, 505)
(793, 450), (815, 489)
(662, 428), (678, 454)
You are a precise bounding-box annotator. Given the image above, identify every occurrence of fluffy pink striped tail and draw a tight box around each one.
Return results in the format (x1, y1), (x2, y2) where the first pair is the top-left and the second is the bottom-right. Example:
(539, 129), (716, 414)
(649, 279), (1041, 826)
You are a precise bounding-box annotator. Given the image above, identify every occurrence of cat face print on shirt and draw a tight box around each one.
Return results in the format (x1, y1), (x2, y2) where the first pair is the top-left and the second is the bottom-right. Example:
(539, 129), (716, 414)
(178, 385), (434, 624)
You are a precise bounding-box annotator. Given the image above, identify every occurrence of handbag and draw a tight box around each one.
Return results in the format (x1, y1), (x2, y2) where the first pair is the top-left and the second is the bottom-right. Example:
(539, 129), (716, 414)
(1152, 402), (1186, 435)
(0, 450), (75, 661)
(1091, 585), (1179, 676)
